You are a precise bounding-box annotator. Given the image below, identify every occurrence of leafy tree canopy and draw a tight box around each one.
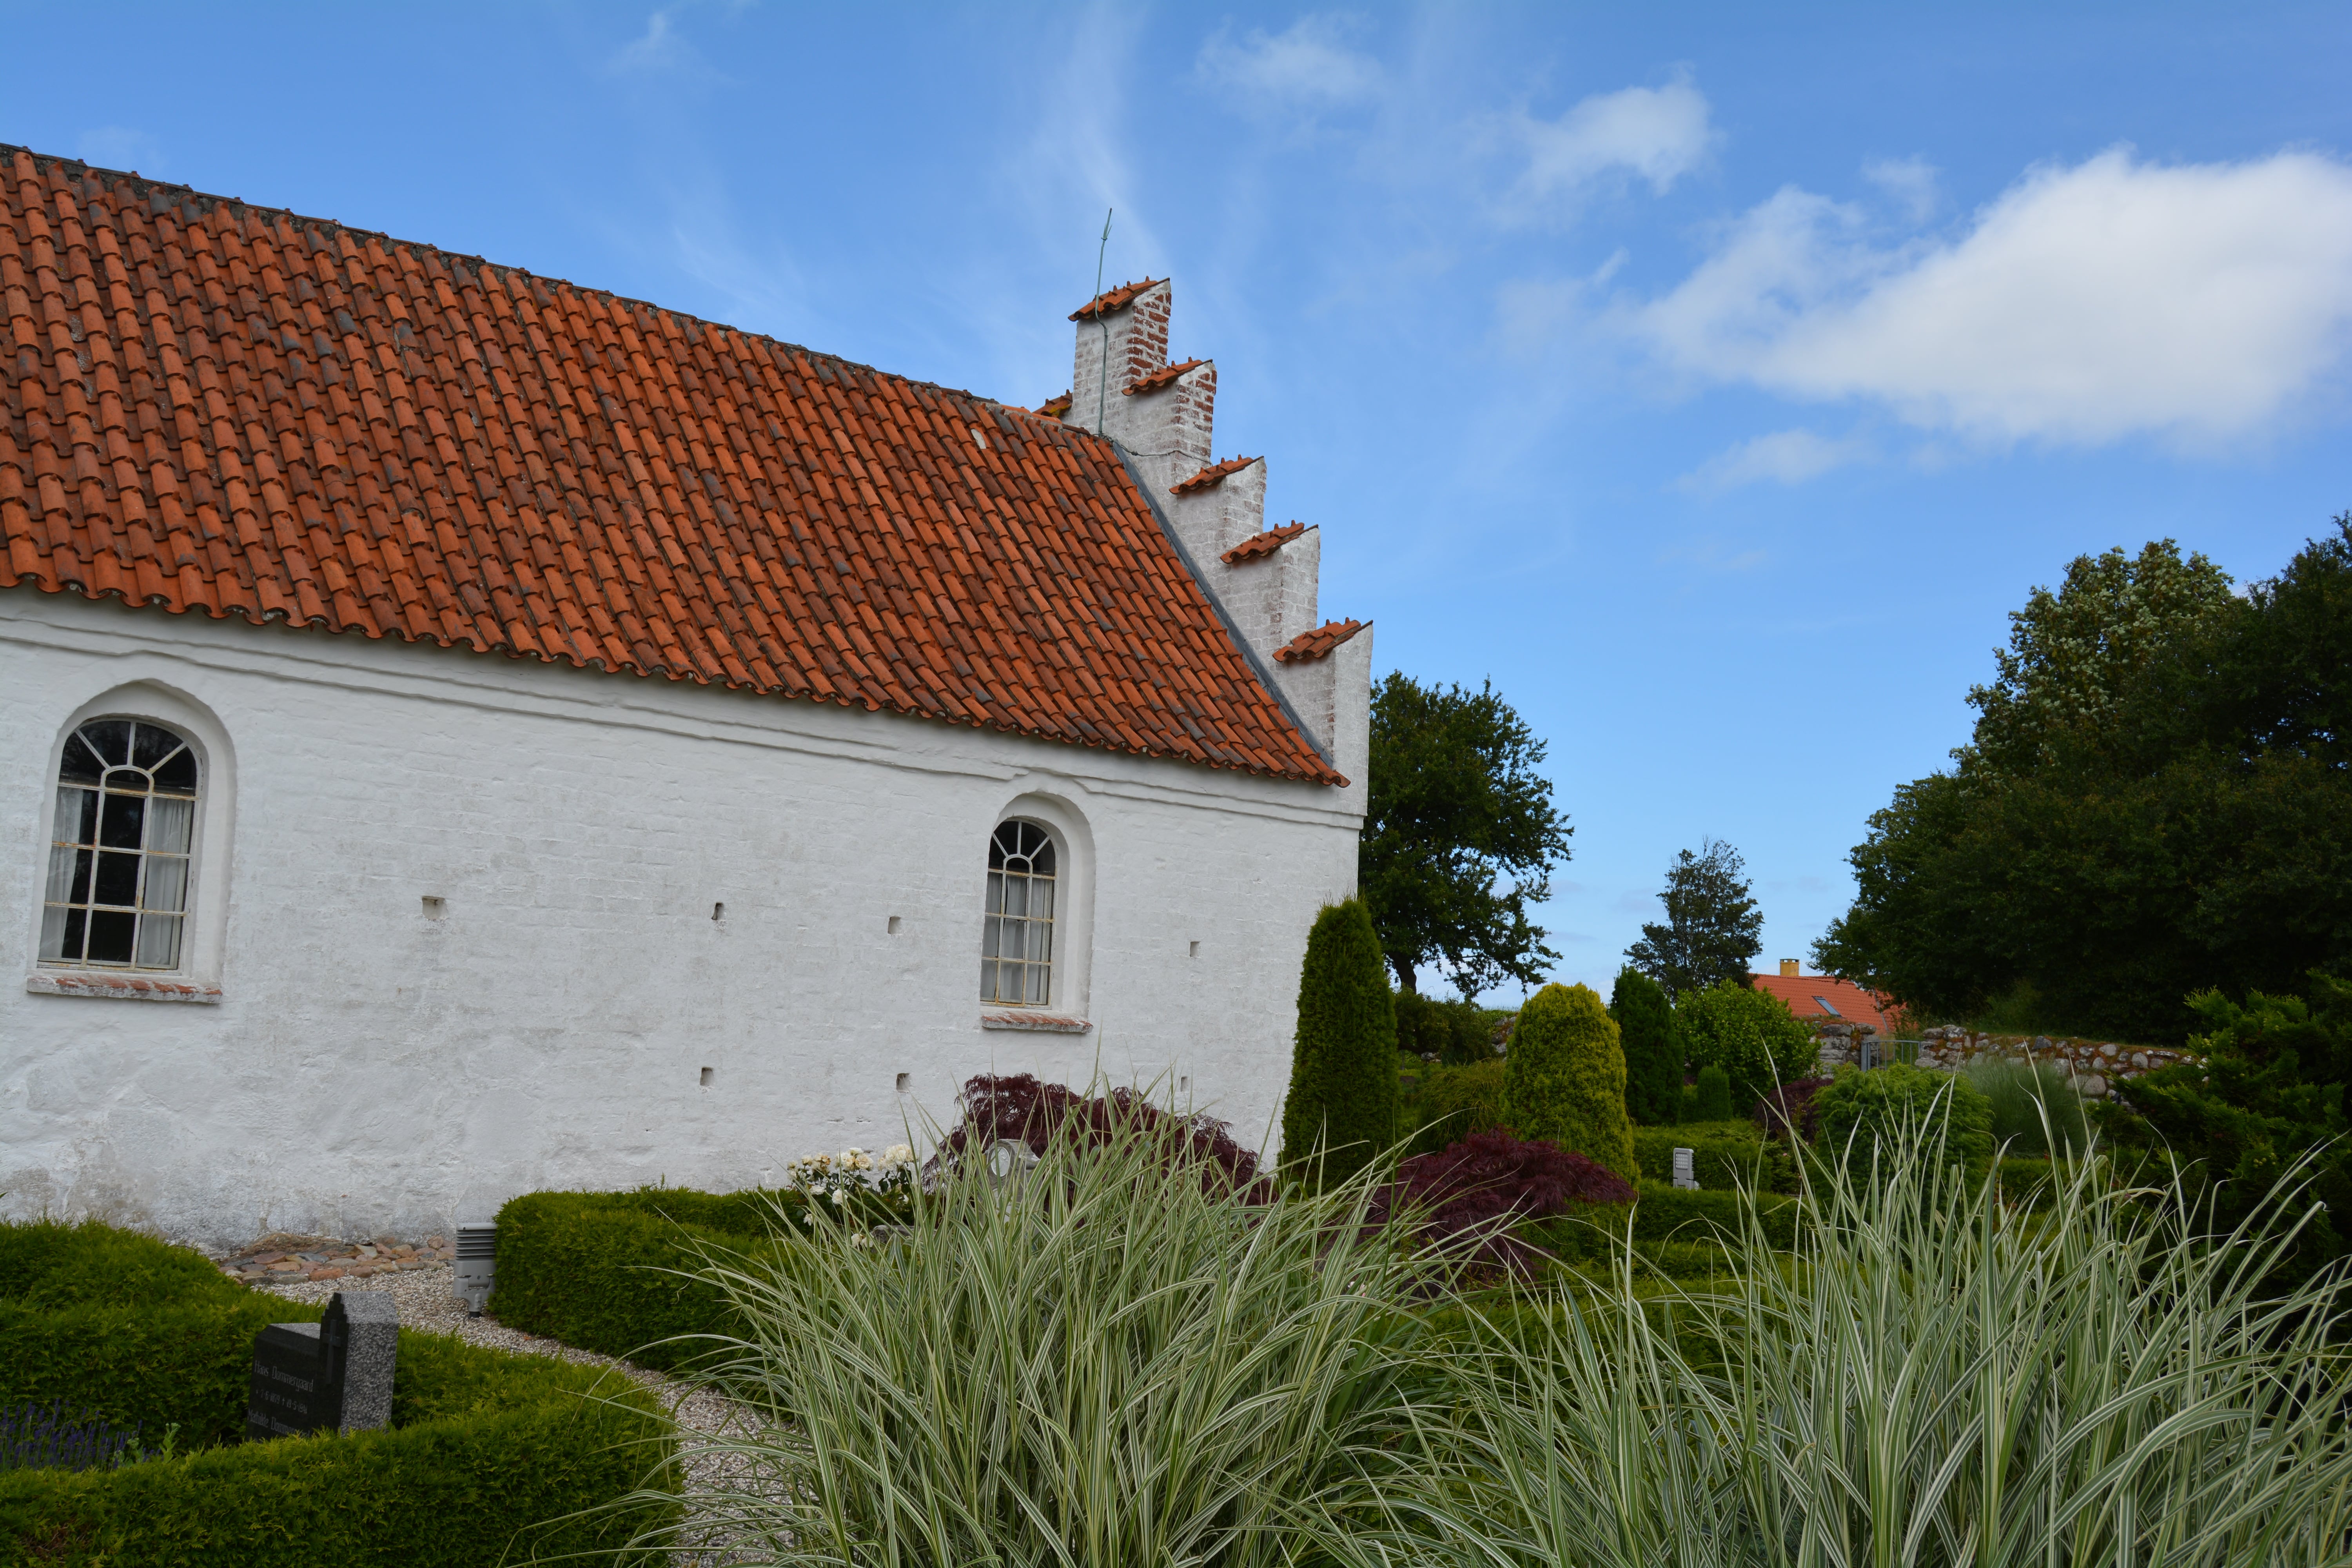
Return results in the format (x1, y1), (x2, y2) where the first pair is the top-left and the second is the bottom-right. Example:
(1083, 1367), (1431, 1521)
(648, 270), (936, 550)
(1963, 539), (2236, 778)
(1624, 839), (1762, 1002)
(1817, 519), (2352, 1042)
(1677, 979), (1818, 1112)
(1360, 673), (1572, 1000)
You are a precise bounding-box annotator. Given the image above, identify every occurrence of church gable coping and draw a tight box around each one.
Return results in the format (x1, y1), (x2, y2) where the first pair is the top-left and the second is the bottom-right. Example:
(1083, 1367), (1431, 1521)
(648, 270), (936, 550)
(0, 148), (1340, 786)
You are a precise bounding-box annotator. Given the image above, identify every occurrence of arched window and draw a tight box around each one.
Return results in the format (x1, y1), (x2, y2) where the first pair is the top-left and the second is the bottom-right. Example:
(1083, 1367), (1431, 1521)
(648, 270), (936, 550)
(981, 820), (1056, 1006)
(40, 719), (200, 971)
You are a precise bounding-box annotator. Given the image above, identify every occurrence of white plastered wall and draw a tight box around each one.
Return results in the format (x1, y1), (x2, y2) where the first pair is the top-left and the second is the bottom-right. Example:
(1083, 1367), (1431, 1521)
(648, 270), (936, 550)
(0, 590), (1362, 1247)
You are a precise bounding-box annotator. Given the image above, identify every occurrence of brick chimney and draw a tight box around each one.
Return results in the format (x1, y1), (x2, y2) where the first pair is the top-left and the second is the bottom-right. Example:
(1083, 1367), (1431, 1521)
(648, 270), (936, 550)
(1056, 278), (1370, 789)
(1780, 959), (1800, 977)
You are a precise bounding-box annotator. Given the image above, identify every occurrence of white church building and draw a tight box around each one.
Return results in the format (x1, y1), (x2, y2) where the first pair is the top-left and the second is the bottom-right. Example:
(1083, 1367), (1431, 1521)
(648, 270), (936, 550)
(0, 146), (1371, 1247)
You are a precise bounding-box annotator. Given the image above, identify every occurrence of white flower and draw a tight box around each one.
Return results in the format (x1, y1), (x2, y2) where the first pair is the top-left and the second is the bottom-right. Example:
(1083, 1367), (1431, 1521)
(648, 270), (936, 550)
(886, 1144), (915, 1165)
(830, 1187), (848, 1206)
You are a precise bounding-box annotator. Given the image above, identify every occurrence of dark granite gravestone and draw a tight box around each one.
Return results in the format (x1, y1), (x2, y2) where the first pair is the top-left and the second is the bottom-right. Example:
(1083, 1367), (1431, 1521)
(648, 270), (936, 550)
(245, 1291), (398, 1441)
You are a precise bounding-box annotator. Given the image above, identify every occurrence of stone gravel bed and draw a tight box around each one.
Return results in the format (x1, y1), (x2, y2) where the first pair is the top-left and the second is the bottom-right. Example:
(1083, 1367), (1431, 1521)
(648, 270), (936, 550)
(243, 1255), (784, 1563)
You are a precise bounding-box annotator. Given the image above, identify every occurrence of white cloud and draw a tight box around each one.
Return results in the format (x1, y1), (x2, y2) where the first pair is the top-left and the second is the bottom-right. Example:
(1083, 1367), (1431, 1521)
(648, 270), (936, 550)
(1862, 155), (1938, 221)
(1196, 15), (1381, 108)
(1631, 147), (2352, 445)
(1504, 73), (1713, 218)
(1677, 428), (1870, 492)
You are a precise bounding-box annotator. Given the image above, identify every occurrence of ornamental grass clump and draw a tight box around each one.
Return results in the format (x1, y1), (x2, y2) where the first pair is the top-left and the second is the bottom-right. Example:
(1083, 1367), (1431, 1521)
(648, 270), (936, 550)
(618, 1082), (1453, 1568)
(1329, 1119), (2352, 1568)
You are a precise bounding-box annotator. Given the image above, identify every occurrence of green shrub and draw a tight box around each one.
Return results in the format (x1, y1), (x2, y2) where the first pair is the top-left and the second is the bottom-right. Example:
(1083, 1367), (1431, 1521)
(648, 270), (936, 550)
(1684, 1064), (1732, 1123)
(1813, 1062), (1994, 1179)
(1996, 1156), (2058, 1208)
(1958, 1054), (2090, 1156)
(1629, 1123), (1796, 1194)
(1676, 979), (1818, 1108)
(2109, 973), (2352, 1282)
(1394, 990), (1497, 1065)
(1609, 967), (1684, 1126)
(1502, 982), (1638, 1181)
(0, 1221), (674, 1564)
(491, 1188), (810, 1370)
(1400, 1059), (1508, 1157)
(1282, 899), (1400, 1183)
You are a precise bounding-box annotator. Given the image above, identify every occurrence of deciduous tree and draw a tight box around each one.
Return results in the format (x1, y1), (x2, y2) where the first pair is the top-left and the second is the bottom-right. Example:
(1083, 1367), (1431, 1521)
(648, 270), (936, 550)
(1624, 839), (1762, 1002)
(1360, 674), (1572, 1000)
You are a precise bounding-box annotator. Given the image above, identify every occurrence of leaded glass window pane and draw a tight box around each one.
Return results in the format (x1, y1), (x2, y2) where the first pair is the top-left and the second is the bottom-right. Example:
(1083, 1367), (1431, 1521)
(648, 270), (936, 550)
(980, 820), (1056, 1006)
(38, 720), (199, 971)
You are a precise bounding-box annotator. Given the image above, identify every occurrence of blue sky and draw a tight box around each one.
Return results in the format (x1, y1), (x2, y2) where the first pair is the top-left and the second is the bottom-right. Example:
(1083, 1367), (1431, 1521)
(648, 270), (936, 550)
(7, 3), (2349, 999)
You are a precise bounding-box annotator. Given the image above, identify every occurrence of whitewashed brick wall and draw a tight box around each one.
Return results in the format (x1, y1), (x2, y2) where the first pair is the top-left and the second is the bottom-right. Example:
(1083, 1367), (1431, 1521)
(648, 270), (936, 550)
(0, 589), (1362, 1248)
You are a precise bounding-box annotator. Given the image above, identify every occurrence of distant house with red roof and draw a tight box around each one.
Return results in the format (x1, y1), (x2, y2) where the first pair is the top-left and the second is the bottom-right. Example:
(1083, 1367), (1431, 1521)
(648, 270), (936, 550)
(0, 147), (1370, 1245)
(1751, 961), (1897, 1034)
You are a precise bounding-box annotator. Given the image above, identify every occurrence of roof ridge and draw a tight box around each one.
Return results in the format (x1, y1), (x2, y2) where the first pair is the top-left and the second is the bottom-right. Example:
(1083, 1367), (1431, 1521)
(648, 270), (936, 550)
(0, 142), (1022, 418)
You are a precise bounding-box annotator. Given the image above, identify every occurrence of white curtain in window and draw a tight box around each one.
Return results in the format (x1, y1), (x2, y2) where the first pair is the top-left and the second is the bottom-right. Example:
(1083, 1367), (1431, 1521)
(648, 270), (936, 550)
(38, 785), (79, 960)
(147, 795), (194, 860)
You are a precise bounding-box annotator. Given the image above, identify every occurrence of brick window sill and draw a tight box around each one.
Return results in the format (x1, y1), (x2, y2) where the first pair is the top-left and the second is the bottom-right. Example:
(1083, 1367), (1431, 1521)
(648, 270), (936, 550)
(979, 1011), (1092, 1034)
(26, 972), (222, 1004)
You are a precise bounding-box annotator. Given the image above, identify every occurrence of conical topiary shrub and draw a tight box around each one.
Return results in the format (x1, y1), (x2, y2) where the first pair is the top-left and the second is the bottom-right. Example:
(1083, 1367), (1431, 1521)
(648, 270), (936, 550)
(1501, 982), (1639, 1183)
(1686, 1063), (1733, 1123)
(1609, 966), (1682, 1126)
(1281, 899), (1399, 1185)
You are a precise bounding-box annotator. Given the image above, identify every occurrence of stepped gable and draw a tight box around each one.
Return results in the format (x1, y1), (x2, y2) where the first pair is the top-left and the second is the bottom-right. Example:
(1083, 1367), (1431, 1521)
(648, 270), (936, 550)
(1171, 456), (1260, 495)
(1123, 359), (1207, 397)
(0, 148), (1340, 785)
(1274, 619), (1367, 664)
(1221, 522), (1306, 564)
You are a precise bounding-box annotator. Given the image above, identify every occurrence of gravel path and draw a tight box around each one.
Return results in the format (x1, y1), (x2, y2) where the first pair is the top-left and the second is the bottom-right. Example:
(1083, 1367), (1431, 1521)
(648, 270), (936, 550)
(251, 1261), (786, 1564)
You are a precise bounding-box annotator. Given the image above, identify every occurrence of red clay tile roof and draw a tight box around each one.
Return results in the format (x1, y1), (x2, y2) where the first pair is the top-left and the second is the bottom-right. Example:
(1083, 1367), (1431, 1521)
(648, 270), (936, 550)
(1036, 391), (1073, 418)
(1221, 522), (1306, 564)
(1274, 619), (1367, 664)
(0, 149), (1341, 786)
(1171, 456), (1261, 496)
(1069, 278), (1165, 321)
(1124, 359), (1207, 397)
(1750, 973), (1895, 1033)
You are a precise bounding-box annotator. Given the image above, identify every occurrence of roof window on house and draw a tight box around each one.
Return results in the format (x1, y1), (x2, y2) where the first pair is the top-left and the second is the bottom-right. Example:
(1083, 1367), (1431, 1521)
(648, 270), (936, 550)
(1813, 996), (1842, 1016)
(41, 720), (199, 972)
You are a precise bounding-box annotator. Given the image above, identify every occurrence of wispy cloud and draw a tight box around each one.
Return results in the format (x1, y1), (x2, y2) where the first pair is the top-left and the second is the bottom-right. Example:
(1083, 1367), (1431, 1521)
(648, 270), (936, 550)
(1499, 72), (1713, 221)
(1196, 13), (1382, 110)
(1676, 428), (1871, 492)
(1629, 147), (2352, 446)
(608, 7), (722, 77)
(75, 127), (163, 174)
(1862, 155), (1939, 221)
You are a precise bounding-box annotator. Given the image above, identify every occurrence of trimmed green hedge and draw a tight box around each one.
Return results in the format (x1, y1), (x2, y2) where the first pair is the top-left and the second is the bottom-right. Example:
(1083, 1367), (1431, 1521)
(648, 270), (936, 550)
(0, 1221), (674, 1565)
(1630, 1122), (1798, 1194)
(492, 1187), (812, 1370)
